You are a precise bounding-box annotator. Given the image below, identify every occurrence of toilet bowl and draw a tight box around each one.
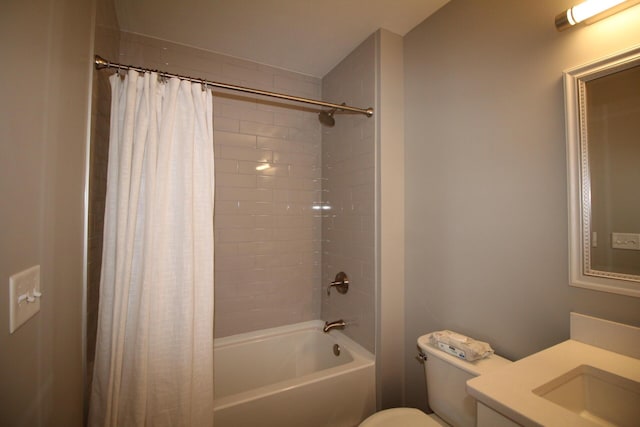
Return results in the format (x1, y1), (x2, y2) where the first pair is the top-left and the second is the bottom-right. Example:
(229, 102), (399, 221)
(359, 331), (512, 427)
(359, 408), (447, 427)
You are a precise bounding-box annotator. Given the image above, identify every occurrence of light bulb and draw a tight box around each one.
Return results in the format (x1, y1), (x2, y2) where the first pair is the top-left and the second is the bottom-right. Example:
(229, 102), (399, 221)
(555, 0), (640, 31)
(570, 0), (626, 23)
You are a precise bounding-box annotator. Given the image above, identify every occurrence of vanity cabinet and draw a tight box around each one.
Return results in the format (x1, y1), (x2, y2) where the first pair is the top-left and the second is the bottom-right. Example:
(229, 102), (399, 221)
(476, 402), (520, 427)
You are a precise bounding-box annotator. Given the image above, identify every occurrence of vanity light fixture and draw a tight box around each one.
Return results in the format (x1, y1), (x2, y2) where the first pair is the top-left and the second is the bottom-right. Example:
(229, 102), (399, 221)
(555, 0), (640, 31)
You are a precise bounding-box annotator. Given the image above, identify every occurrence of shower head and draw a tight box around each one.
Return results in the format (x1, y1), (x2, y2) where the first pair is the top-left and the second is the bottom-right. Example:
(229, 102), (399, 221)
(318, 102), (346, 127)
(318, 109), (336, 127)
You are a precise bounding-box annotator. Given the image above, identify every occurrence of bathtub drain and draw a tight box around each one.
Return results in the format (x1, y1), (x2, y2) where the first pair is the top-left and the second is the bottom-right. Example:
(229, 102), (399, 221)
(333, 344), (341, 356)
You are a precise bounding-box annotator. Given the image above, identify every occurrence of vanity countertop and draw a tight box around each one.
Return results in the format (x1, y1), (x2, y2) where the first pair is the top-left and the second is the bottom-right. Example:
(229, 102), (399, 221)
(466, 339), (640, 427)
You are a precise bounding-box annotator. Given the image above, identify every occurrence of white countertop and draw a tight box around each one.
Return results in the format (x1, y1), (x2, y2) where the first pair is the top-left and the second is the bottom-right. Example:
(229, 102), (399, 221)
(466, 339), (640, 427)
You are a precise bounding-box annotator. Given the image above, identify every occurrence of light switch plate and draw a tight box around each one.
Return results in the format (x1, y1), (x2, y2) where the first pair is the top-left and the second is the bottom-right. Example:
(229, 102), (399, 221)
(9, 265), (41, 334)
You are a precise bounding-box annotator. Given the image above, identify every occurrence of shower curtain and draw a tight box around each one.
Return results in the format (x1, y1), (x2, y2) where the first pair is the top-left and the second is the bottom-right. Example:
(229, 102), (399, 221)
(89, 70), (215, 426)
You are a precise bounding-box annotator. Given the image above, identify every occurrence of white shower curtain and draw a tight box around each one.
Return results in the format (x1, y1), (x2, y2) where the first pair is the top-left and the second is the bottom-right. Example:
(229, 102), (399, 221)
(90, 70), (215, 426)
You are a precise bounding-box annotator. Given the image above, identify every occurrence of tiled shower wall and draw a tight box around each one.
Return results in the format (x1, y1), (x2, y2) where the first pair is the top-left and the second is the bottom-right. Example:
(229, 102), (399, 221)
(321, 35), (376, 352)
(118, 33), (323, 337)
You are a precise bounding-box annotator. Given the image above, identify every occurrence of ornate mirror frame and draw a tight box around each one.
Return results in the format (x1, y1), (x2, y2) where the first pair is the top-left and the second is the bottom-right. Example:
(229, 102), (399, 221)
(564, 45), (640, 298)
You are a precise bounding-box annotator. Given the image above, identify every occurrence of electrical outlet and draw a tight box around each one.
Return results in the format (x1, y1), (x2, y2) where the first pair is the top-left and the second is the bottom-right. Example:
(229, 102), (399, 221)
(611, 233), (640, 251)
(9, 265), (41, 334)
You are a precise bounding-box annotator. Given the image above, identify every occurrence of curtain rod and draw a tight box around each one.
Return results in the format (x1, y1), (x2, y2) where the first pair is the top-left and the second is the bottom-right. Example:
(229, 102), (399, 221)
(94, 55), (374, 117)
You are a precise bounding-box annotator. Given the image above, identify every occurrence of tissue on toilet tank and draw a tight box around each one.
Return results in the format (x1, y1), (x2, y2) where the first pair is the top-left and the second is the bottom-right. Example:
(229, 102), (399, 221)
(428, 330), (494, 362)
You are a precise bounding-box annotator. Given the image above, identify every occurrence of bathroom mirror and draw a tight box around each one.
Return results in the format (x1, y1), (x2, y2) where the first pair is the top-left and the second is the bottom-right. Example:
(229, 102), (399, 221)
(564, 45), (640, 297)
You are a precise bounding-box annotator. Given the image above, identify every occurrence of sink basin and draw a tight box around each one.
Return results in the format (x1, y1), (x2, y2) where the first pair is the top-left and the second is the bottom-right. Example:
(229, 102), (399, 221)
(467, 315), (640, 426)
(533, 365), (640, 427)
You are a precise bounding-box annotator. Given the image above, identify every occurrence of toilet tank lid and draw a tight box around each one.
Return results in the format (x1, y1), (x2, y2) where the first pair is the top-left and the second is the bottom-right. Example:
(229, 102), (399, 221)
(417, 333), (511, 376)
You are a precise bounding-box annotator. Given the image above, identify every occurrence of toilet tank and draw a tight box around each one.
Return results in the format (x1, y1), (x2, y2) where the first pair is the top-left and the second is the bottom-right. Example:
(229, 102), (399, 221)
(417, 333), (511, 427)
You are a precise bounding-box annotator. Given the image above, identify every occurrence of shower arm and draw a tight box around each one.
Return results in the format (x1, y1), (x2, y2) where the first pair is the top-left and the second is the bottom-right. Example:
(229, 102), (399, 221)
(94, 55), (374, 118)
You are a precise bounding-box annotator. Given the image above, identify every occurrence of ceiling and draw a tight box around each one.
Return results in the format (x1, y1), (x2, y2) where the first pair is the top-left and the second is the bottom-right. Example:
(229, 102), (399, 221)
(114, 0), (449, 77)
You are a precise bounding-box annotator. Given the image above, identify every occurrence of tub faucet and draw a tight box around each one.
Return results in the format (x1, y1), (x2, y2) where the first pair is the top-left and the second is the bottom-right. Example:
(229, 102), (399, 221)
(323, 319), (346, 333)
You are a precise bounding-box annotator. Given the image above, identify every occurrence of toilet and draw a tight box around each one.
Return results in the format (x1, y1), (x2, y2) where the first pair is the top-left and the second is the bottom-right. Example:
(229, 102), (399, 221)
(359, 332), (512, 427)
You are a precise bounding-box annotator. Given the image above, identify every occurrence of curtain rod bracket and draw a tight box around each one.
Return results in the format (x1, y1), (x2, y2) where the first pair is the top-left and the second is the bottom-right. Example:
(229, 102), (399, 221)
(95, 55), (110, 70)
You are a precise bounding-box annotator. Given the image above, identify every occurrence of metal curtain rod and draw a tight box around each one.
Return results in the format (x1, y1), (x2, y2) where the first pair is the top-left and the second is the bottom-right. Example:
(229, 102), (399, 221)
(94, 55), (374, 117)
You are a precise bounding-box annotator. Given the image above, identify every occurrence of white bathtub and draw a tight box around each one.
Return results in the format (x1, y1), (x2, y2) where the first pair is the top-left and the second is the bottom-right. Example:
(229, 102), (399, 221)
(213, 320), (375, 427)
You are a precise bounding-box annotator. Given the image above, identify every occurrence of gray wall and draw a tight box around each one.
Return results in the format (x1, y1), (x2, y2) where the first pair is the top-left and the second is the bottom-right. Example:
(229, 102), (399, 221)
(403, 0), (640, 411)
(376, 29), (407, 410)
(321, 34), (376, 353)
(0, 0), (94, 424)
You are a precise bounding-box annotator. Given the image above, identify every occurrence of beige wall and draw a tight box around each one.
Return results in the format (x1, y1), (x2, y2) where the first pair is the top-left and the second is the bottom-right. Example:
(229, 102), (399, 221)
(321, 34), (376, 353)
(117, 33), (323, 337)
(403, 0), (640, 411)
(0, 0), (94, 424)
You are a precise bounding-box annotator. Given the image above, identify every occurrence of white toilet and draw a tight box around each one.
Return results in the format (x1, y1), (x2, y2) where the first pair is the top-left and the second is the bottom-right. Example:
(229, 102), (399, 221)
(360, 332), (512, 427)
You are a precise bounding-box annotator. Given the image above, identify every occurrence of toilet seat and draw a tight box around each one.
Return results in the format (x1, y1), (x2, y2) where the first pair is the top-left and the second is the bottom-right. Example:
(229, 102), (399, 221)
(359, 408), (444, 427)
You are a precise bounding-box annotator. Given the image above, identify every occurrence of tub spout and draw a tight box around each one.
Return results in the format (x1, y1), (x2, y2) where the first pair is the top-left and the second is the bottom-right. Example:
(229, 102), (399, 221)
(323, 319), (346, 333)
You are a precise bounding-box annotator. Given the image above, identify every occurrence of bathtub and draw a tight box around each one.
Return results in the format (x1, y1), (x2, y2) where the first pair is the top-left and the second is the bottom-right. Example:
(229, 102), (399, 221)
(213, 320), (375, 427)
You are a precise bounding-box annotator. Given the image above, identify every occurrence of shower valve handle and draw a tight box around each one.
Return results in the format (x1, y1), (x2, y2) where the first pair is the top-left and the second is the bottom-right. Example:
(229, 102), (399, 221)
(327, 272), (349, 295)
